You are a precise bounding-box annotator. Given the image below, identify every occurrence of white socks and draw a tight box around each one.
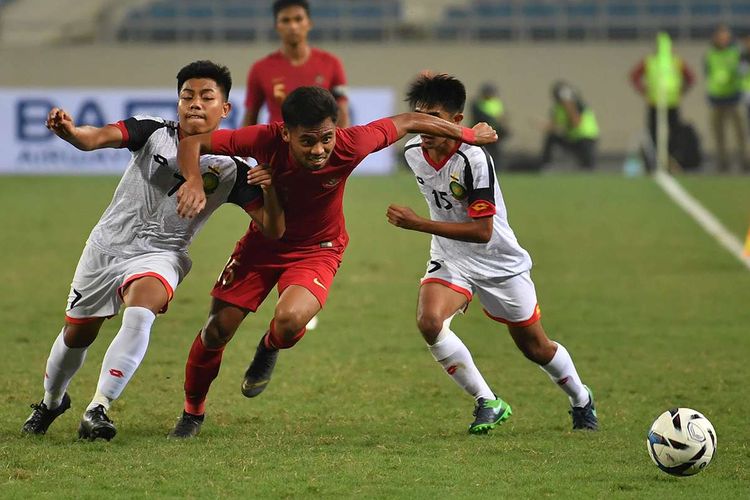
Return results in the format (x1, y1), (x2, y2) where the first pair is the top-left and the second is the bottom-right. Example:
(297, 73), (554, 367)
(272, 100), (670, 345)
(43, 329), (88, 409)
(87, 307), (155, 411)
(428, 318), (495, 401)
(540, 341), (589, 407)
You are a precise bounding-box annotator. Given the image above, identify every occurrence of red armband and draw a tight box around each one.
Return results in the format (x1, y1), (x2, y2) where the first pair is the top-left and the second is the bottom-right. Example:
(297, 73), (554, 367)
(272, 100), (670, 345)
(460, 127), (476, 144)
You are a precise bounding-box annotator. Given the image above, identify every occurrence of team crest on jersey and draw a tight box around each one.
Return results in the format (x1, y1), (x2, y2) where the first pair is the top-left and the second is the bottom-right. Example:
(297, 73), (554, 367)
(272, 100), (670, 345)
(449, 174), (467, 200)
(315, 74), (324, 85)
(202, 166), (221, 194)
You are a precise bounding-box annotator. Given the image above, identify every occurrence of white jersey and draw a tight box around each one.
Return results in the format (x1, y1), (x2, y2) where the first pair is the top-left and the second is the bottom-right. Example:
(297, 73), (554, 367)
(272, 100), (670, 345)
(87, 115), (263, 258)
(404, 136), (531, 278)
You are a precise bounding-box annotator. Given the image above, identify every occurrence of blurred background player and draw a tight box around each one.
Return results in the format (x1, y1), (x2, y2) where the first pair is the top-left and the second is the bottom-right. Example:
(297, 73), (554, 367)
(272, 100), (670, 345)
(539, 80), (599, 170)
(741, 34), (750, 134)
(168, 86), (498, 438)
(242, 0), (349, 128)
(242, 0), (351, 331)
(470, 82), (508, 169)
(21, 60), (284, 441)
(630, 33), (696, 172)
(387, 73), (598, 433)
(704, 24), (747, 172)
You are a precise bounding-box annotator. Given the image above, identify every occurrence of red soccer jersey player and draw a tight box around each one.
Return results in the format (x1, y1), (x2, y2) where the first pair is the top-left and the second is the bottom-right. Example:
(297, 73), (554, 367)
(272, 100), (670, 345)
(242, 0), (349, 127)
(169, 86), (498, 438)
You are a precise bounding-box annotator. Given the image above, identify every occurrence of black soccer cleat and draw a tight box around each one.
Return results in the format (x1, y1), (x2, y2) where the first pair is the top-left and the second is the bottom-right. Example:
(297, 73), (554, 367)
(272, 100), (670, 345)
(241, 336), (279, 398)
(168, 411), (204, 439)
(22, 392), (71, 435)
(469, 396), (512, 434)
(78, 405), (117, 441)
(570, 386), (599, 431)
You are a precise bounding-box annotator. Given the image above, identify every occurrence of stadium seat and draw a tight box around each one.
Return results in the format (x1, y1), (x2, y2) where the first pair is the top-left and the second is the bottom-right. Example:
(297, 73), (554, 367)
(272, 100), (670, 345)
(471, 1), (515, 41)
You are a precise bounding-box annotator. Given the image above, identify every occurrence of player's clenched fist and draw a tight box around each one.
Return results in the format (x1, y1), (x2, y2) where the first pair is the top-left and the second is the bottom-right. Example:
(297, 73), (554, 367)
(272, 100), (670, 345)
(46, 107), (76, 139)
(247, 163), (274, 191)
(471, 122), (498, 145)
(386, 204), (422, 231)
(176, 179), (206, 219)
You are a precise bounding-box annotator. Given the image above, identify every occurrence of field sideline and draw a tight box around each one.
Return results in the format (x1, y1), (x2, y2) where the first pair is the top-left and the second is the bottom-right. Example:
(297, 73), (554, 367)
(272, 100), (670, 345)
(1, 173), (748, 498)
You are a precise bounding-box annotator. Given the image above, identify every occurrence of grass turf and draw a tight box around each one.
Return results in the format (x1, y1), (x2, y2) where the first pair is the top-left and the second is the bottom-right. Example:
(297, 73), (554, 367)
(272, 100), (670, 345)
(1, 173), (748, 498)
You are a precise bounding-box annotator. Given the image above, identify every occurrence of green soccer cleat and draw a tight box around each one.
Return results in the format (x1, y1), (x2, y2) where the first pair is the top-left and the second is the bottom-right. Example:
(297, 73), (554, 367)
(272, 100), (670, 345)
(469, 397), (512, 434)
(570, 385), (598, 431)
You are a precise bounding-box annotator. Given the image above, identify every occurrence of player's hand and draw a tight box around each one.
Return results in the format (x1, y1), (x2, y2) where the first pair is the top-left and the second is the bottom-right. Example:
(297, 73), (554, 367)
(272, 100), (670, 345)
(471, 122), (499, 145)
(247, 163), (274, 190)
(386, 204), (422, 230)
(176, 178), (206, 219)
(46, 107), (76, 139)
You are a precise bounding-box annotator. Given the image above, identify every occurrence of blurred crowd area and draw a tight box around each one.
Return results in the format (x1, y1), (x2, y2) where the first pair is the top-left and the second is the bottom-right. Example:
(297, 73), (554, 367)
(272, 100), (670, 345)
(2, 0), (750, 173)
(2, 0), (750, 45)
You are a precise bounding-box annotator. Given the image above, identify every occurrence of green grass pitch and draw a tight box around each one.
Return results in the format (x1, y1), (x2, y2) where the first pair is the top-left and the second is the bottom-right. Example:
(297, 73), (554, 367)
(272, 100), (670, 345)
(1, 173), (748, 498)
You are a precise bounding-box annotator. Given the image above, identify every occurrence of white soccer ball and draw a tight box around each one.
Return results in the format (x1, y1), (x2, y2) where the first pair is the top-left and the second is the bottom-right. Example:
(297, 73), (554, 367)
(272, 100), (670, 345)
(646, 408), (717, 476)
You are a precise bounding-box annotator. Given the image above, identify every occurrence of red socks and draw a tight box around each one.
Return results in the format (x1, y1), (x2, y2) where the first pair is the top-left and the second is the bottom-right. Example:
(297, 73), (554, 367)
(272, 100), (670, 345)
(183, 332), (225, 415)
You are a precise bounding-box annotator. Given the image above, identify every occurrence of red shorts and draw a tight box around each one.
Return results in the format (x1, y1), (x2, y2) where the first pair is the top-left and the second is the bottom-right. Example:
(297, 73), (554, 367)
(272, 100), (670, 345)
(211, 235), (344, 312)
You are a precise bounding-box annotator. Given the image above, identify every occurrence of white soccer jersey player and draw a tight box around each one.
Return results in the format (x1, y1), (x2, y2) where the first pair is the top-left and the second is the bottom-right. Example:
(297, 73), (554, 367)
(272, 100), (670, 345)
(404, 136), (538, 325)
(66, 115), (263, 321)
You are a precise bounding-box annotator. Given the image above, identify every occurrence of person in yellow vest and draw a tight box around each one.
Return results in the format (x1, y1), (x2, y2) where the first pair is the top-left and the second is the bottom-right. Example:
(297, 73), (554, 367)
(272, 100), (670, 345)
(471, 83), (508, 168)
(630, 37), (695, 171)
(705, 24), (747, 172)
(740, 34), (750, 162)
(540, 80), (599, 170)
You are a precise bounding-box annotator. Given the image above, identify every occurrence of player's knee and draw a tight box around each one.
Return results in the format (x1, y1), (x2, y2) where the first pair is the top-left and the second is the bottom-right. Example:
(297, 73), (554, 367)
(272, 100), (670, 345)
(516, 334), (554, 364)
(416, 312), (443, 340)
(269, 317), (306, 349)
(202, 317), (236, 348)
(273, 307), (308, 337)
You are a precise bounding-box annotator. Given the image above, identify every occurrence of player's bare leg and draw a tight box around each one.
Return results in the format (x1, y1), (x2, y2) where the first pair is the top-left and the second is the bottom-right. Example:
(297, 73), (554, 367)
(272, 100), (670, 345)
(508, 321), (597, 430)
(78, 276), (168, 441)
(242, 285), (319, 398)
(22, 318), (105, 435)
(170, 299), (249, 439)
(418, 283), (511, 434)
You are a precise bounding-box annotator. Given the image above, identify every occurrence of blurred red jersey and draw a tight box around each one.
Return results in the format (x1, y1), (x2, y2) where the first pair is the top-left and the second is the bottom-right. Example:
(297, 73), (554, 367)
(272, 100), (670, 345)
(210, 118), (398, 250)
(244, 48), (348, 124)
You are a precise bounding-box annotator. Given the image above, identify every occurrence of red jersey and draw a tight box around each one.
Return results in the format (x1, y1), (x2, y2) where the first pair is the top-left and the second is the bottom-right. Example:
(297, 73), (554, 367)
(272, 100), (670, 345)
(244, 48), (348, 123)
(210, 118), (398, 249)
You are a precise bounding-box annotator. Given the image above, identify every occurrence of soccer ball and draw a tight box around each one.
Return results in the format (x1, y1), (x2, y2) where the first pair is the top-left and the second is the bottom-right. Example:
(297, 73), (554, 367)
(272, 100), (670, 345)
(646, 408), (716, 476)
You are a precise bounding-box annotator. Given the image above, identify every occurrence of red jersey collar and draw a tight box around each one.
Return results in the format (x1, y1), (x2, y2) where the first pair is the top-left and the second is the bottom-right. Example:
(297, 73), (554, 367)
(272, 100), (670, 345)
(421, 140), (461, 171)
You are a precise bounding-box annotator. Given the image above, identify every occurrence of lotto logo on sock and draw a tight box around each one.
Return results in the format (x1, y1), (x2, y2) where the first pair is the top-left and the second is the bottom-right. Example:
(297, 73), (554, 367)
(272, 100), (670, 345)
(446, 364), (459, 375)
(557, 376), (570, 386)
(109, 369), (125, 378)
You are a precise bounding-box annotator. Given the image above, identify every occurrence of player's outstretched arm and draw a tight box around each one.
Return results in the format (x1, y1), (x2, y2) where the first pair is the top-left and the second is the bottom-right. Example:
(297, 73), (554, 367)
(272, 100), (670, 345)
(386, 204), (493, 243)
(247, 164), (285, 239)
(389, 112), (498, 145)
(46, 107), (123, 151)
(176, 133), (214, 219)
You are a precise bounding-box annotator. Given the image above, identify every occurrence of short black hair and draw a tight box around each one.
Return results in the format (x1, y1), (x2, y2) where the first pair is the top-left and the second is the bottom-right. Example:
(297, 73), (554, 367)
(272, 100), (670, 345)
(406, 73), (466, 114)
(273, 0), (310, 19)
(176, 60), (232, 100)
(282, 86), (339, 128)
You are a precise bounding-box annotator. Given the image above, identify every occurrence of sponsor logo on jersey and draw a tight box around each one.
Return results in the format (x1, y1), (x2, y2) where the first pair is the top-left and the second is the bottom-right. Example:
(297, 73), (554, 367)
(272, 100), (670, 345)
(470, 200), (490, 213)
(322, 176), (342, 188)
(313, 277), (327, 290)
(202, 166), (221, 194)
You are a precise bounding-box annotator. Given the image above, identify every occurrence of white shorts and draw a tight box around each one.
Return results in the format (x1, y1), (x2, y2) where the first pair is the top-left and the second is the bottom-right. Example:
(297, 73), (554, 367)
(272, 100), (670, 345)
(420, 258), (541, 326)
(65, 244), (191, 323)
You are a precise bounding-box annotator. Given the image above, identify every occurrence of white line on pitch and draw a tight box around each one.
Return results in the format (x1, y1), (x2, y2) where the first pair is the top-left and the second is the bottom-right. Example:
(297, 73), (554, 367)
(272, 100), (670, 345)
(653, 170), (750, 271)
